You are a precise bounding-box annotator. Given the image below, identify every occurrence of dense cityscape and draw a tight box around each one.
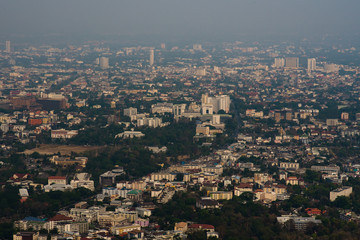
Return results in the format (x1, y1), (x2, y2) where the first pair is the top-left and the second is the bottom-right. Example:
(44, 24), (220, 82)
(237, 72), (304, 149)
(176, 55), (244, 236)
(0, 37), (360, 240)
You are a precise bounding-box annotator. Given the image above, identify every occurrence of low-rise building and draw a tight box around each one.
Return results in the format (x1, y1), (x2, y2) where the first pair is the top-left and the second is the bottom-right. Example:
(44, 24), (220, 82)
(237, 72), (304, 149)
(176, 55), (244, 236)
(277, 215), (322, 231)
(279, 162), (299, 170)
(51, 129), (78, 139)
(70, 173), (95, 191)
(209, 191), (233, 200)
(330, 186), (353, 201)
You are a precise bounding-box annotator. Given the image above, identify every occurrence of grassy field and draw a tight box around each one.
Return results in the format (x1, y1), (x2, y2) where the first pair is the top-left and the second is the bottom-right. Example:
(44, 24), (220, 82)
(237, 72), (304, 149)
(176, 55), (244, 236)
(22, 144), (103, 155)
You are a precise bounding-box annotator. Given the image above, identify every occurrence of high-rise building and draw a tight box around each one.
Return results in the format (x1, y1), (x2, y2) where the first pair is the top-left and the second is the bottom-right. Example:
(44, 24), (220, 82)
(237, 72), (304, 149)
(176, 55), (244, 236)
(5, 40), (10, 53)
(285, 57), (299, 69)
(218, 95), (231, 113)
(196, 68), (206, 76)
(149, 49), (154, 66)
(201, 94), (231, 114)
(160, 43), (166, 49)
(99, 57), (109, 69)
(193, 44), (202, 51)
(307, 58), (316, 72)
(274, 58), (285, 68)
(324, 64), (339, 73)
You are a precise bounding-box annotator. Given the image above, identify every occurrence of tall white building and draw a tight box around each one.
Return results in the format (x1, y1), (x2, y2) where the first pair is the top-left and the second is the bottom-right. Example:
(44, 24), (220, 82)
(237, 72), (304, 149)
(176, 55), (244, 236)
(149, 49), (154, 66)
(201, 94), (231, 114)
(218, 95), (231, 113)
(99, 57), (109, 69)
(307, 58), (316, 72)
(274, 58), (285, 68)
(5, 40), (10, 53)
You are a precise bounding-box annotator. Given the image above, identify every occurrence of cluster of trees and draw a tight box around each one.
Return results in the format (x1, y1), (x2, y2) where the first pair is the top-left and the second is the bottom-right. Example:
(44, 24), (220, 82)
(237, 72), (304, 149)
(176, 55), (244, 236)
(81, 120), (209, 183)
(152, 191), (299, 239)
(0, 185), (93, 239)
(152, 190), (360, 239)
(70, 123), (124, 145)
(0, 185), (93, 220)
(138, 121), (203, 157)
(85, 146), (164, 184)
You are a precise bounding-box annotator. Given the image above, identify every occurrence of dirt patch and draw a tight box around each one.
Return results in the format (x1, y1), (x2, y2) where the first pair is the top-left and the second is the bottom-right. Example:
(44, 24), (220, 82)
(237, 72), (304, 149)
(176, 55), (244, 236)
(23, 144), (103, 155)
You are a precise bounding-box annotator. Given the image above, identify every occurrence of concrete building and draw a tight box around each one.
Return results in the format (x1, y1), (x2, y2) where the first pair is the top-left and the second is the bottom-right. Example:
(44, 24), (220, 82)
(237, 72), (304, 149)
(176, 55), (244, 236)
(311, 165), (340, 174)
(51, 129), (78, 139)
(99, 57), (109, 69)
(326, 119), (339, 126)
(324, 63), (339, 73)
(277, 215), (322, 231)
(115, 130), (145, 139)
(279, 162), (299, 170)
(193, 44), (202, 50)
(201, 94), (231, 114)
(173, 104), (187, 117)
(124, 107), (137, 117)
(149, 48), (154, 66)
(151, 103), (173, 114)
(307, 58), (316, 72)
(285, 57), (299, 69)
(70, 173), (95, 191)
(99, 168), (125, 186)
(341, 112), (349, 120)
(330, 186), (353, 201)
(209, 191), (233, 200)
(5, 40), (10, 53)
(274, 58), (285, 68)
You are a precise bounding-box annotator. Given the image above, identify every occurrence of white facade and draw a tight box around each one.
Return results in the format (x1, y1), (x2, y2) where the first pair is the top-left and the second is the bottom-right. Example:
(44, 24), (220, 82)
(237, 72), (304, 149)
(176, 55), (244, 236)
(70, 173), (95, 191)
(149, 49), (154, 66)
(201, 94), (230, 114)
(51, 129), (78, 139)
(330, 186), (353, 201)
(307, 58), (316, 72)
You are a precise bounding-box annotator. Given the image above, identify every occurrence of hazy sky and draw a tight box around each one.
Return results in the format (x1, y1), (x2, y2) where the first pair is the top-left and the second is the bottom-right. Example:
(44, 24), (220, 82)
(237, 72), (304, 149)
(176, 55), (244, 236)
(1, 0), (360, 41)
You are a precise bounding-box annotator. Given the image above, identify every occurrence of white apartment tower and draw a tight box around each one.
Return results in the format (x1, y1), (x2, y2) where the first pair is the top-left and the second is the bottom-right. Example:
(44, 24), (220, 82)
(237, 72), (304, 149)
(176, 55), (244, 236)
(307, 58), (316, 72)
(5, 40), (10, 53)
(149, 49), (154, 66)
(201, 94), (231, 114)
(218, 95), (231, 113)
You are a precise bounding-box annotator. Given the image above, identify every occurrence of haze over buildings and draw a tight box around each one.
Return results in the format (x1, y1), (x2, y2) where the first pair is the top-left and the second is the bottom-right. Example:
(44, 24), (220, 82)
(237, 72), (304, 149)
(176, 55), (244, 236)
(0, 0), (360, 41)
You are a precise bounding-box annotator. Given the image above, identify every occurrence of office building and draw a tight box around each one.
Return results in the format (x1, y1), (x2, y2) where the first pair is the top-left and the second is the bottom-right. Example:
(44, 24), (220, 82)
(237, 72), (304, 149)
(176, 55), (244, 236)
(5, 40), (10, 53)
(99, 57), (109, 69)
(160, 43), (166, 49)
(285, 57), (299, 69)
(124, 107), (137, 117)
(307, 58), (316, 72)
(324, 64), (339, 73)
(201, 94), (231, 114)
(193, 44), (202, 51)
(274, 58), (285, 68)
(149, 49), (154, 66)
